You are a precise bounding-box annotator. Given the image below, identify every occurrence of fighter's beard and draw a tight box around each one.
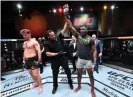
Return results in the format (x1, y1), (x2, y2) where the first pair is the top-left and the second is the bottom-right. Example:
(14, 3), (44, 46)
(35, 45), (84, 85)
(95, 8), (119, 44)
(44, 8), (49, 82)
(50, 37), (57, 41)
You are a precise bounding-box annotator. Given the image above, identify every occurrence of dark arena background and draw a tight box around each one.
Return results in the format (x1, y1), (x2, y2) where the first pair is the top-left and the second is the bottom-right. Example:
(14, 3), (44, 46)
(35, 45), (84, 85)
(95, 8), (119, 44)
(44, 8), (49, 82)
(1, 1), (133, 97)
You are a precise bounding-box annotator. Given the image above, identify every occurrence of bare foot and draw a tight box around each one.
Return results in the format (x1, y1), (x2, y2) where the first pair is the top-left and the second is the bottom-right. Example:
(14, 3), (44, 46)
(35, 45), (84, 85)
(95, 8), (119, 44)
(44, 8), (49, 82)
(38, 86), (43, 95)
(91, 90), (96, 97)
(74, 87), (81, 93)
(31, 82), (38, 89)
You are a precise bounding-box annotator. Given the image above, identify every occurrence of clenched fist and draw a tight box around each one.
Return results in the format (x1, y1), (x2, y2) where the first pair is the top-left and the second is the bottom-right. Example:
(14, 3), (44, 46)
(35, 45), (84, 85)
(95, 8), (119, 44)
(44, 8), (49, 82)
(63, 4), (69, 12)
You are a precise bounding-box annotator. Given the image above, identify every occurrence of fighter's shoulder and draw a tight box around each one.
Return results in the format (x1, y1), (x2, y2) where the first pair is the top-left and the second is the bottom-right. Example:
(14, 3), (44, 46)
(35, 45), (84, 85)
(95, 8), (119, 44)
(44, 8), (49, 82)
(75, 32), (81, 39)
(86, 35), (92, 40)
(23, 41), (26, 48)
(23, 41), (26, 45)
(88, 36), (94, 43)
(76, 31), (80, 36)
(31, 38), (39, 44)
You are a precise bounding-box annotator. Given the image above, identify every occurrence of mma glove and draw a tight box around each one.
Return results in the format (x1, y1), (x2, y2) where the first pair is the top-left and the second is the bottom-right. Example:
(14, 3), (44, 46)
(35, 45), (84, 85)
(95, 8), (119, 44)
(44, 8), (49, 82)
(38, 59), (42, 64)
(64, 12), (70, 19)
(63, 4), (70, 19)
(38, 59), (43, 67)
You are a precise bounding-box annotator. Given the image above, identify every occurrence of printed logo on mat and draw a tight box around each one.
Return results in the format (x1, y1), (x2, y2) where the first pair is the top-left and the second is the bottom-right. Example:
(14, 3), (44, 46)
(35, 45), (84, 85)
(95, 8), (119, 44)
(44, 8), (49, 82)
(1, 74), (32, 92)
(58, 65), (133, 97)
(107, 71), (133, 91)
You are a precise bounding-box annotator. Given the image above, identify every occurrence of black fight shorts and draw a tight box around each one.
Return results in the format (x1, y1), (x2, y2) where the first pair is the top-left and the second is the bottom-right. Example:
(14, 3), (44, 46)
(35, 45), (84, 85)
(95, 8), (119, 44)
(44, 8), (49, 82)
(24, 56), (38, 70)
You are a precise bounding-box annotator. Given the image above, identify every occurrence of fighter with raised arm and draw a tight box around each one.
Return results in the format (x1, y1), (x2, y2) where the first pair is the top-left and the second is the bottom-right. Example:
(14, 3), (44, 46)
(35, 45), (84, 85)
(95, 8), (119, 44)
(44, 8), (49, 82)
(63, 4), (97, 97)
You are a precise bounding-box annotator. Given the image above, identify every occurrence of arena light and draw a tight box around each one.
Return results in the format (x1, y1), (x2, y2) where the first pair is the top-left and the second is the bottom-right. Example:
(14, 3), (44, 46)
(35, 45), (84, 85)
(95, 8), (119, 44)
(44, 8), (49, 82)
(111, 5), (115, 10)
(103, 5), (107, 10)
(80, 7), (84, 12)
(58, 8), (62, 13)
(5, 49), (8, 51)
(17, 4), (22, 9)
(53, 9), (57, 13)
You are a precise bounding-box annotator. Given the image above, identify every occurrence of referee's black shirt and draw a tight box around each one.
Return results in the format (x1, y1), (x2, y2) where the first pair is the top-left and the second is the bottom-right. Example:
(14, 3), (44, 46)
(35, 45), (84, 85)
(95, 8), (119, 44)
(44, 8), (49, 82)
(44, 33), (65, 60)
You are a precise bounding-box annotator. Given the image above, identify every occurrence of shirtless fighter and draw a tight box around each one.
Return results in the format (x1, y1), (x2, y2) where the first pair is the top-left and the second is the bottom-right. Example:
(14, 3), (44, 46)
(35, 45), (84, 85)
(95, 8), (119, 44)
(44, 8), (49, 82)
(20, 29), (43, 94)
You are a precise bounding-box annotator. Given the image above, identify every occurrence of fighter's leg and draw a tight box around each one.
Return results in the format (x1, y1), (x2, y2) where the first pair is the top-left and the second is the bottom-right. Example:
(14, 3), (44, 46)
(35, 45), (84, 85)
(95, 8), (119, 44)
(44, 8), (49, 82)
(32, 69), (43, 94)
(86, 61), (96, 97)
(74, 58), (84, 93)
(27, 69), (38, 89)
(29, 60), (43, 94)
(74, 68), (83, 93)
(25, 61), (38, 89)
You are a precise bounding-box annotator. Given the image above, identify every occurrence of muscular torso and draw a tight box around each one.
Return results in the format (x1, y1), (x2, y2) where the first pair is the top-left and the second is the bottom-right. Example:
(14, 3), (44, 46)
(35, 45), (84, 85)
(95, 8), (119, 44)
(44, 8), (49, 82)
(23, 39), (37, 58)
(76, 34), (94, 60)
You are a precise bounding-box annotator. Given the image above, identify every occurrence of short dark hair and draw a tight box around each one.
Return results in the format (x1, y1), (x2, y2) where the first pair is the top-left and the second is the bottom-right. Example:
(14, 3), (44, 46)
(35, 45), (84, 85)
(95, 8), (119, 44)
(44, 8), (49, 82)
(46, 30), (54, 37)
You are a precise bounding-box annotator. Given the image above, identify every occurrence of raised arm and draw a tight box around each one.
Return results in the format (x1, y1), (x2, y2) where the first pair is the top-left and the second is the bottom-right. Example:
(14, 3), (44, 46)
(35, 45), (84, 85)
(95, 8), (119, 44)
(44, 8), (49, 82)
(61, 22), (68, 35)
(63, 4), (77, 36)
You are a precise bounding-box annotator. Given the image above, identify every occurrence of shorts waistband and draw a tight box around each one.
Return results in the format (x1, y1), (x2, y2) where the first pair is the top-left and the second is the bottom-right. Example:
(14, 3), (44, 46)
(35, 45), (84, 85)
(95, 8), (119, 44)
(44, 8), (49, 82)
(25, 56), (37, 61)
(78, 57), (92, 61)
